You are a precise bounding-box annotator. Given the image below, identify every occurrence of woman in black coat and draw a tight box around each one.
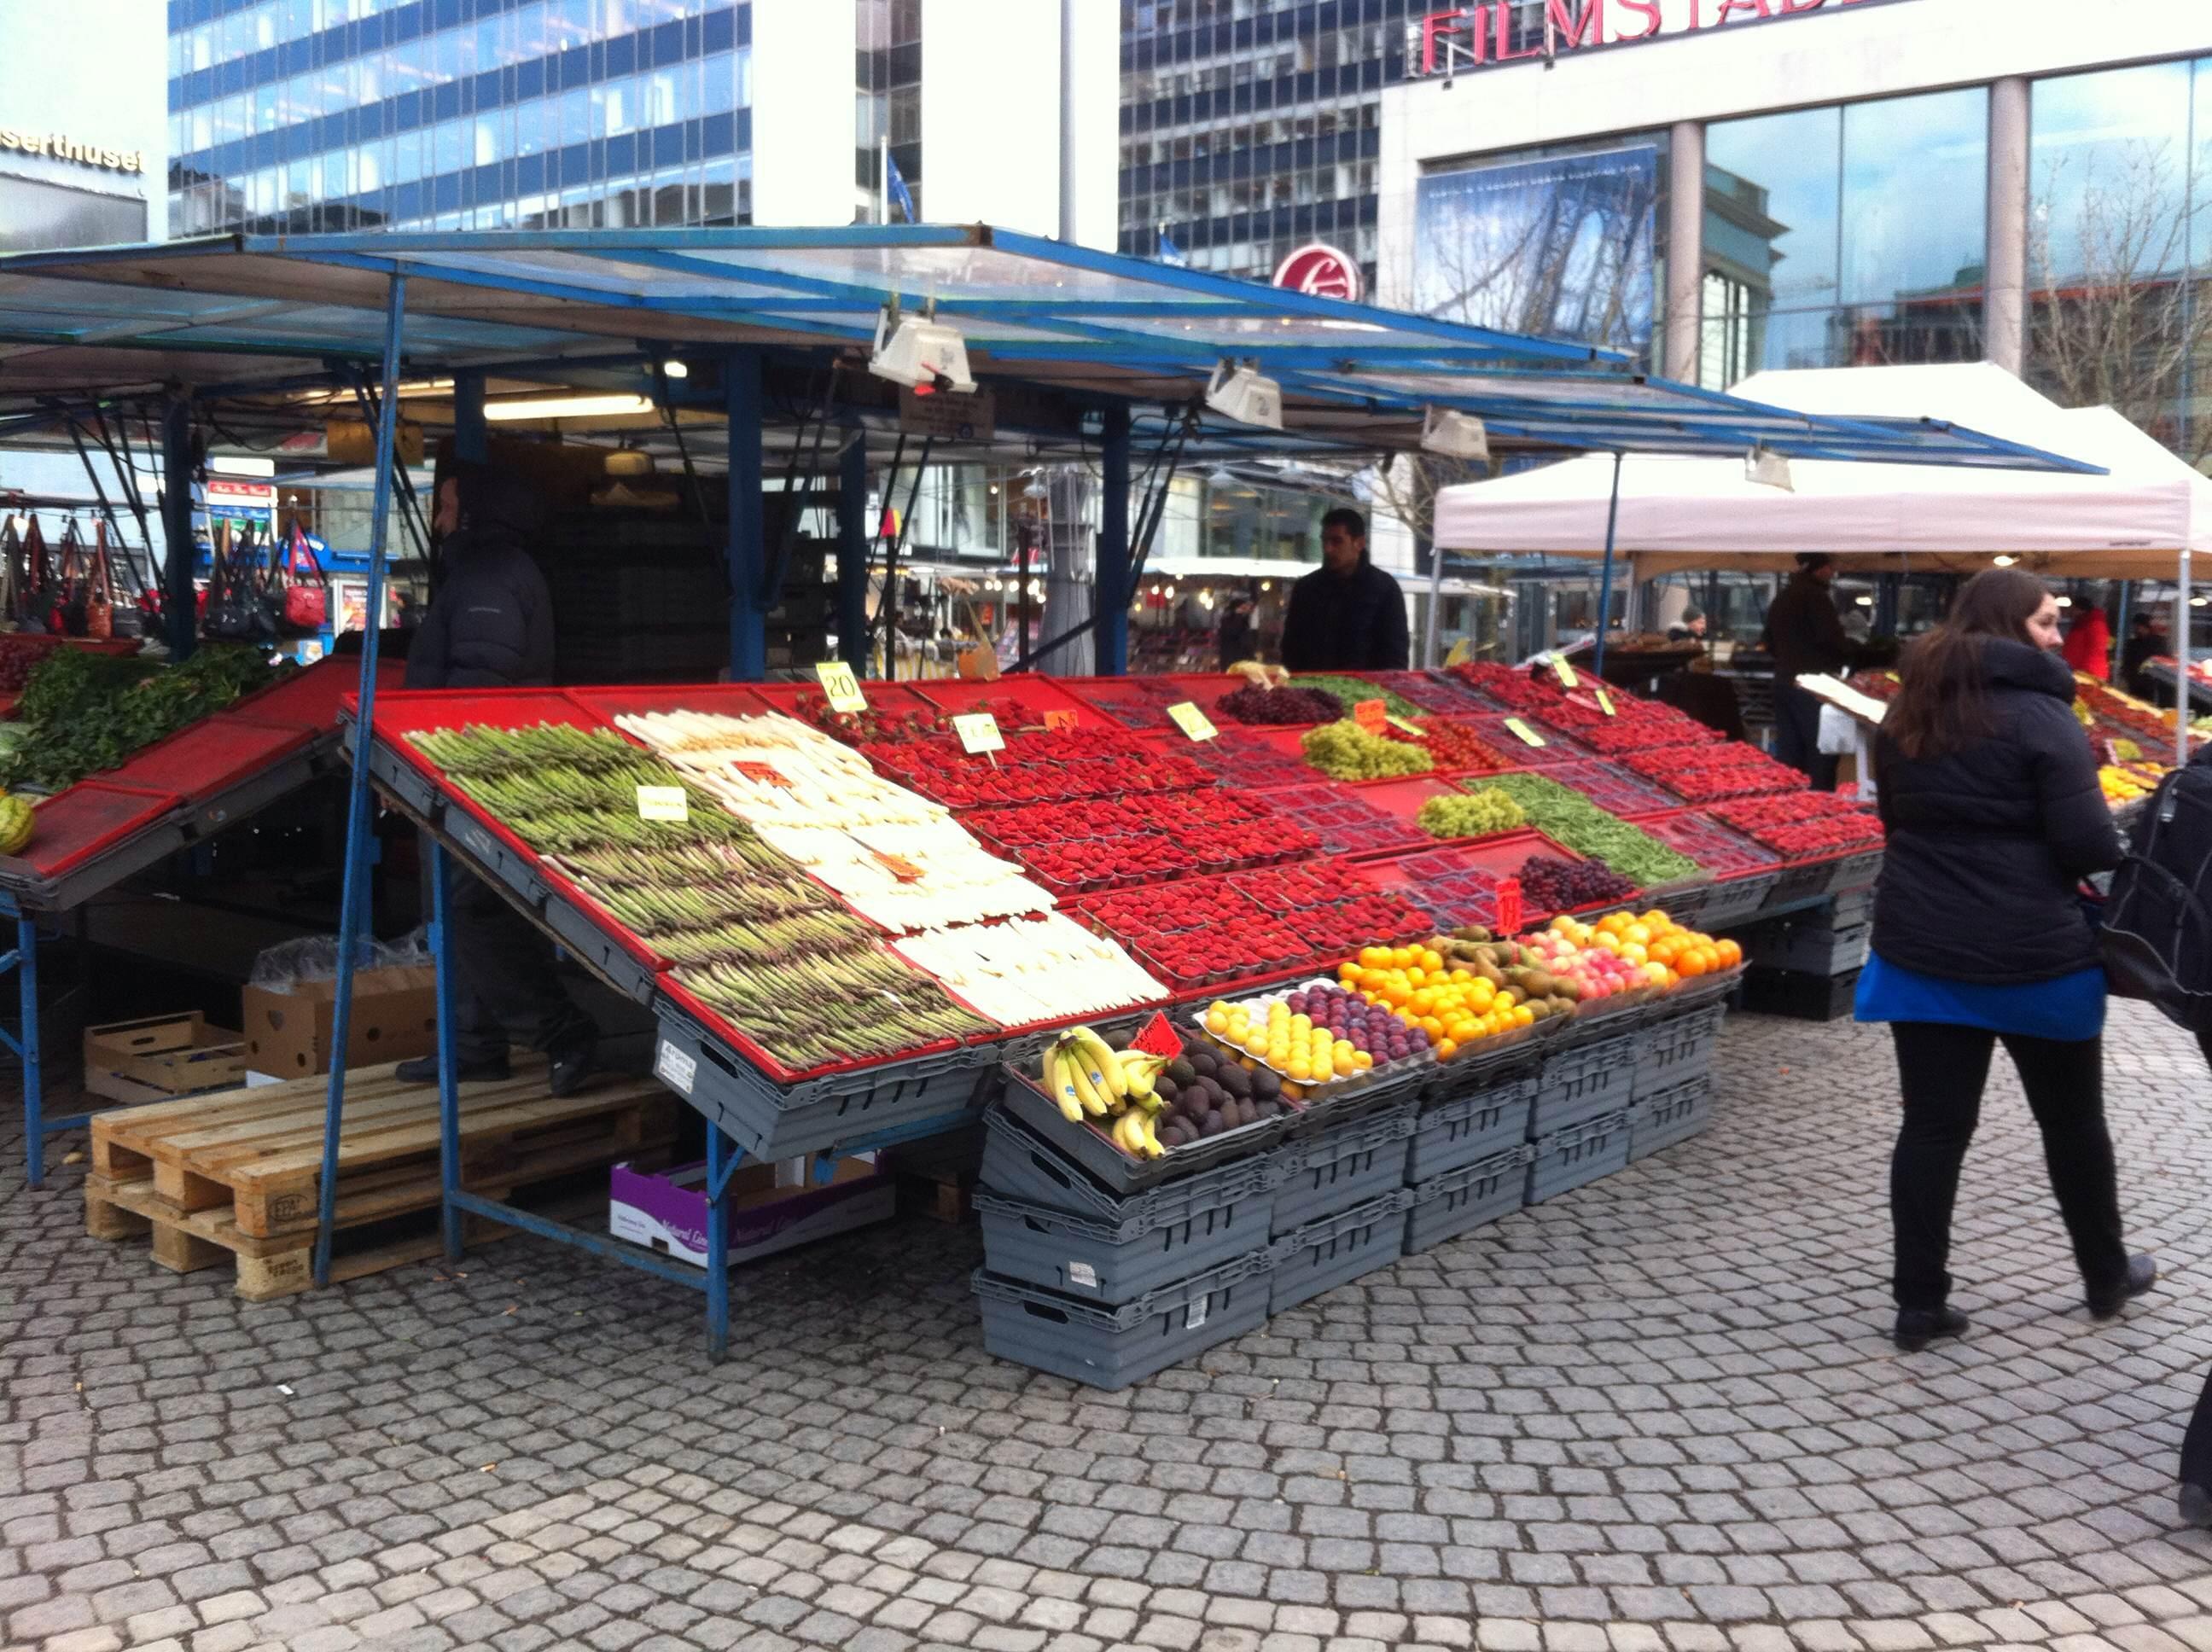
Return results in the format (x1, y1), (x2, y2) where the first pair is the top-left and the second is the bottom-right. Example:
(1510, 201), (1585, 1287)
(1854, 568), (2152, 1352)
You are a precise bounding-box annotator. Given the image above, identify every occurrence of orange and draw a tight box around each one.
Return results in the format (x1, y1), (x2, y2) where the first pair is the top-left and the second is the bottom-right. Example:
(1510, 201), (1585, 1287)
(1679, 950), (1707, 977)
(1419, 1015), (1446, 1040)
(1716, 938), (1742, 968)
(1513, 1005), (1534, 1027)
(1623, 922), (1651, 945)
(1435, 1038), (1458, 1060)
(1420, 949), (1445, 973)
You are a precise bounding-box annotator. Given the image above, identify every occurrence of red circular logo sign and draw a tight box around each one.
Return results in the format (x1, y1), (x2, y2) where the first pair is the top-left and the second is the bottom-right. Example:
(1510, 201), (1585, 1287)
(1272, 243), (1363, 303)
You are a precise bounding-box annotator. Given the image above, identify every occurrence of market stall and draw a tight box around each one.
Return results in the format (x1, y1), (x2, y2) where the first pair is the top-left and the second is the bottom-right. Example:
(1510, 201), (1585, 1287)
(1433, 363), (2209, 763)
(0, 225), (2097, 1364)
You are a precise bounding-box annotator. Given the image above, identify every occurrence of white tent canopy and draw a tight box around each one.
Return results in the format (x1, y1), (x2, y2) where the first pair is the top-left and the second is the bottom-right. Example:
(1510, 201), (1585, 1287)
(1432, 364), (2212, 579)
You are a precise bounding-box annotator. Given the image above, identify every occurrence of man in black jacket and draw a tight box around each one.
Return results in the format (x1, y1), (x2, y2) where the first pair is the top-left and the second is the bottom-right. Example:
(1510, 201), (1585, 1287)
(1279, 509), (1410, 672)
(396, 462), (598, 1096)
(1764, 554), (1854, 790)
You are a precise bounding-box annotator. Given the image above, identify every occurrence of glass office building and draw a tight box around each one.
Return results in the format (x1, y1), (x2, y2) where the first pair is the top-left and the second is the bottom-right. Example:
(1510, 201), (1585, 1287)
(166, 0), (754, 236)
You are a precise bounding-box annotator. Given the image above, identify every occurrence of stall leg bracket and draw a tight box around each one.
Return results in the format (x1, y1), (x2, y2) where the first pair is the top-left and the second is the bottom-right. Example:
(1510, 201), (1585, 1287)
(1, 899), (50, 1188)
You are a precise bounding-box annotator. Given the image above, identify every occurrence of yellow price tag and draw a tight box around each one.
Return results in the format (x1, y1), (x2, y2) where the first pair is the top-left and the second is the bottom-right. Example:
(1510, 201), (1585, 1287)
(1444, 638), (1472, 666)
(1594, 689), (1617, 717)
(1553, 656), (1580, 689)
(636, 785), (690, 822)
(814, 660), (867, 713)
(952, 713), (1004, 754)
(1502, 718), (1548, 748)
(1166, 701), (1219, 742)
(1385, 715), (1426, 736)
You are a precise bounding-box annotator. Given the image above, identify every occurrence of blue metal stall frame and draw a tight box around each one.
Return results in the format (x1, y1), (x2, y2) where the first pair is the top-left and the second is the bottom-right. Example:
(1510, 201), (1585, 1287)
(0, 225), (2103, 1346)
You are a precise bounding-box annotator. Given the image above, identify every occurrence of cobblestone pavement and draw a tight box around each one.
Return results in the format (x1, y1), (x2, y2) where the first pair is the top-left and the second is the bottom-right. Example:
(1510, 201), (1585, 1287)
(8, 1003), (2212, 1652)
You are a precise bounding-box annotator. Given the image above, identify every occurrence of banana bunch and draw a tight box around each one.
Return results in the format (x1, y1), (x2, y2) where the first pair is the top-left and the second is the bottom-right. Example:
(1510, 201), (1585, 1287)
(1039, 1027), (1173, 1159)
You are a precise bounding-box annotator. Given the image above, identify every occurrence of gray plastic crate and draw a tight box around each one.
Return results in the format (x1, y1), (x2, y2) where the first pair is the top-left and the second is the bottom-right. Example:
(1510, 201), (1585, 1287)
(1405, 1143), (1533, 1254)
(543, 893), (660, 1006)
(444, 811), (551, 911)
(975, 1181), (1274, 1307)
(1406, 1073), (1536, 1182)
(1825, 846), (1884, 893)
(1830, 886), (1875, 928)
(1526, 1108), (1632, 1205)
(1417, 1021), (1553, 1104)
(650, 1008), (993, 1161)
(1270, 1103), (1417, 1236)
(979, 1107), (1277, 1230)
(1630, 1075), (1714, 1162)
(971, 1249), (1272, 1390)
(1529, 1031), (1640, 1137)
(1269, 1189), (1412, 1313)
(1700, 869), (1779, 928)
(998, 1066), (1292, 1194)
(1633, 1002), (1727, 1098)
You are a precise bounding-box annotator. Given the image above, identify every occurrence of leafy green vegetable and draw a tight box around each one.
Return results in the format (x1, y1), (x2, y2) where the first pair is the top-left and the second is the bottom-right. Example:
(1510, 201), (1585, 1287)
(0, 644), (283, 793)
(1285, 674), (1421, 718)
(1464, 771), (1699, 885)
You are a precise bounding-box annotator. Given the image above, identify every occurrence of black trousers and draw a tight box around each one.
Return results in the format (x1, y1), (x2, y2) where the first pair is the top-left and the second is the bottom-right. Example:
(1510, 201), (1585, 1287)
(1773, 680), (1840, 792)
(1888, 1021), (2128, 1312)
(445, 864), (597, 1067)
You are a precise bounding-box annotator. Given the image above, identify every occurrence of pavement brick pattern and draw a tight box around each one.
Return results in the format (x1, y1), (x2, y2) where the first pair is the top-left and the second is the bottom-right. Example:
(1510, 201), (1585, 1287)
(7, 1003), (2212, 1652)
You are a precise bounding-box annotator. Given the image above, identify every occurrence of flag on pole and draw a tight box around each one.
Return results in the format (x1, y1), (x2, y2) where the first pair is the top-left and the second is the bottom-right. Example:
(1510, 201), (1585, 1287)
(1156, 225), (1186, 266)
(887, 152), (917, 223)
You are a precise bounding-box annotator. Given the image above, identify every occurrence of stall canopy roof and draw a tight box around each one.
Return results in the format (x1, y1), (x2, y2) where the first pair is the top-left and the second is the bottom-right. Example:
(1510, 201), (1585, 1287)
(0, 226), (2099, 472)
(1433, 363), (2198, 577)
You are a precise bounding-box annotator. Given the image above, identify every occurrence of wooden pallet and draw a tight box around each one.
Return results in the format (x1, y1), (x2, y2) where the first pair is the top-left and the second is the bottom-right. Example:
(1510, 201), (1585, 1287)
(84, 1061), (675, 1300)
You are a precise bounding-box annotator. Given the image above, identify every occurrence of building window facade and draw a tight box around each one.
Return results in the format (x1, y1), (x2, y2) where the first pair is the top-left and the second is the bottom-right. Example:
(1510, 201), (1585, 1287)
(166, 0), (753, 236)
(1118, 0), (1425, 288)
(855, 0), (920, 221)
(1700, 86), (1989, 387)
(2028, 57), (2212, 464)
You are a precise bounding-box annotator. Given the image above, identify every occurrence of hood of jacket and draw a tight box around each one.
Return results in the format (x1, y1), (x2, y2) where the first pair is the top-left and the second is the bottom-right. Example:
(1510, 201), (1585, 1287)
(445, 463), (545, 561)
(1976, 634), (2075, 700)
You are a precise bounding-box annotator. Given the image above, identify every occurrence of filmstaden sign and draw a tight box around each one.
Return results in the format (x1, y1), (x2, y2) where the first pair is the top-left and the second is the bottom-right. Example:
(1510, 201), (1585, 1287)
(1417, 0), (1881, 75)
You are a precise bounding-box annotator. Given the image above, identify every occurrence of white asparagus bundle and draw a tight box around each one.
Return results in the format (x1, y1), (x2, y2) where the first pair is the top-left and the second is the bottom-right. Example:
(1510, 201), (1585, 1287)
(894, 913), (1167, 1026)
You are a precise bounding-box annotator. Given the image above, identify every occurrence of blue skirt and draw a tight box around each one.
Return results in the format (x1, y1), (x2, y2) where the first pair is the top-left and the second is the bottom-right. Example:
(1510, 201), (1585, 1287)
(1854, 952), (2104, 1041)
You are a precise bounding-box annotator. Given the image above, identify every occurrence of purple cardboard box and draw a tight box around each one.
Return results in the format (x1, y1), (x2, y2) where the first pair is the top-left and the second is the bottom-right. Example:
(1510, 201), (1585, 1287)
(609, 1157), (894, 1268)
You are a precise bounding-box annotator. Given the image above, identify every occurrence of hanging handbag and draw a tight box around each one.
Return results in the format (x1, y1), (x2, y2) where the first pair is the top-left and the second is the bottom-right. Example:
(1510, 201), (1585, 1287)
(83, 523), (114, 642)
(18, 518), (54, 631)
(55, 522), (87, 637)
(277, 521), (328, 634)
(0, 519), (19, 629)
(202, 521), (265, 643)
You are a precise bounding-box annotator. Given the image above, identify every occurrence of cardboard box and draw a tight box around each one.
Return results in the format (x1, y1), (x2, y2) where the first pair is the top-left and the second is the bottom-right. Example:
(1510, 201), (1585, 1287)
(609, 1155), (893, 1269)
(241, 965), (439, 1078)
(83, 1012), (247, 1104)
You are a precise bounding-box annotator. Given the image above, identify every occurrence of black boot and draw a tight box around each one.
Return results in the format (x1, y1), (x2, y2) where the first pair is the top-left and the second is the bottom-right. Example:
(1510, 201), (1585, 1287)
(394, 1051), (509, 1085)
(2180, 1483), (2212, 1527)
(1894, 1306), (1969, 1352)
(547, 1038), (599, 1098)
(2087, 1254), (2157, 1320)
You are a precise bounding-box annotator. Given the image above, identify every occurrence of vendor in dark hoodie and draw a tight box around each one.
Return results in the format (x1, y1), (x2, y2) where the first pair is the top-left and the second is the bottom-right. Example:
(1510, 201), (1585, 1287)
(1279, 508), (1410, 672)
(397, 462), (598, 1096)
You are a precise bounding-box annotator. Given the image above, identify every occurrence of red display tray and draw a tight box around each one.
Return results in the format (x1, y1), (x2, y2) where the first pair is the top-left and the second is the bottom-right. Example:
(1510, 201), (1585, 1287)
(909, 677), (1097, 726)
(1366, 671), (1501, 716)
(1059, 675), (1181, 731)
(1638, 809), (1782, 877)
(746, 678), (940, 728)
(112, 716), (316, 804)
(564, 684), (774, 724)
(8, 781), (183, 880)
(228, 654), (390, 733)
(1529, 758), (1679, 819)
(1153, 672), (1332, 728)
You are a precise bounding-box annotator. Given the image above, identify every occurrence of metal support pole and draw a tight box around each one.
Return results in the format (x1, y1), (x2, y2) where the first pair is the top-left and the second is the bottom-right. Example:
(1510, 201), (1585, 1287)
(1593, 452), (1624, 676)
(705, 1124), (732, 1360)
(2116, 580), (2133, 682)
(453, 369), (488, 465)
(313, 273), (407, 1288)
(1096, 406), (1132, 675)
(15, 909), (40, 1188)
(836, 421), (870, 672)
(1423, 539), (1447, 669)
(1664, 122), (1705, 385)
(725, 347), (766, 682)
(430, 840), (463, 1263)
(159, 395), (196, 661)
(2179, 548), (2193, 770)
